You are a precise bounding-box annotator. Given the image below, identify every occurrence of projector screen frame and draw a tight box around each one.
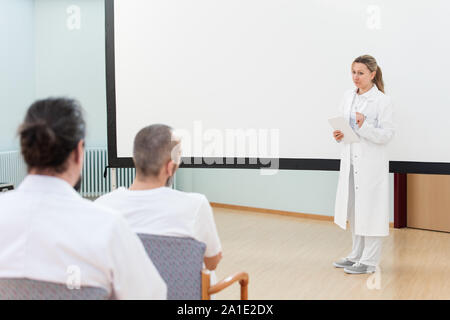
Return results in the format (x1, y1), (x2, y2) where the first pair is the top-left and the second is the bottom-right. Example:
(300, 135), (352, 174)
(104, 0), (450, 175)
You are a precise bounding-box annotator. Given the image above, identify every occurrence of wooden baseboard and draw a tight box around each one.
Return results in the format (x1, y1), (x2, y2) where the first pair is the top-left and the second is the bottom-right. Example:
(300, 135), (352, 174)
(210, 202), (395, 228)
(210, 202), (334, 221)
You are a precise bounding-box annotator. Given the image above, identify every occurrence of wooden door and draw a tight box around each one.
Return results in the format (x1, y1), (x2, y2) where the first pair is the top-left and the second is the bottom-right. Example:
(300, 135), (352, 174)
(407, 174), (450, 233)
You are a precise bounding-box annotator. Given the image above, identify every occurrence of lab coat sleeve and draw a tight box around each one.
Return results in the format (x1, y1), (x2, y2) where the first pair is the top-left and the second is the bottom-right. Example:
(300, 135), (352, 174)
(356, 97), (395, 145)
(109, 216), (167, 300)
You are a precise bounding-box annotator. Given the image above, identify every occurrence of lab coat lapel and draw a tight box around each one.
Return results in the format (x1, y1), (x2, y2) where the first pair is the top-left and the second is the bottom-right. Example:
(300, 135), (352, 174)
(357, 86), (379, 115)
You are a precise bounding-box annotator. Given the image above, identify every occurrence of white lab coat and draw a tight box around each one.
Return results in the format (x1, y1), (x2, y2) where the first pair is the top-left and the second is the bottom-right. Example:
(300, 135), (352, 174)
(0, 175), (167, 299)
(334, 86), (395, 237)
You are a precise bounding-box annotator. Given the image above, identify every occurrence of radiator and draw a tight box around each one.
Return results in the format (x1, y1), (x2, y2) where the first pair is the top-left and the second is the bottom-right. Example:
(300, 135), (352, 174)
(0, 151), (27, 189)
(0, 148), (136, 198)
(81, 148), (136, 197)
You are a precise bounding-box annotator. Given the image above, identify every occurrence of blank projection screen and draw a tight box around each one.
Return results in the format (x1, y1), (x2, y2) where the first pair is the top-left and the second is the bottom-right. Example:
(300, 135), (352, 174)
(106, 0), (450, 173)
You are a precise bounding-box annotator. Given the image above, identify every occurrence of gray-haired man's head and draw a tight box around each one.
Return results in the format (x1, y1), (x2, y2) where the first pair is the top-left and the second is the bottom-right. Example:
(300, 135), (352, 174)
(133, 124), (181, 186)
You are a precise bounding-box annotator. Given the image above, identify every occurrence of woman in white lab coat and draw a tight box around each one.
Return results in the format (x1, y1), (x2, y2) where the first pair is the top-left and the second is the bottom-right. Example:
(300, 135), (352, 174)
(332, 55), (395, 274)
(0, 98), (166, 299)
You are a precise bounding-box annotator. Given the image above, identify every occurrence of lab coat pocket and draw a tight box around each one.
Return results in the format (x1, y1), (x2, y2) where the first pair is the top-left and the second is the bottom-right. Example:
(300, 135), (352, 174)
(361, 100), (379, 127)
(365, 115), (378, 128)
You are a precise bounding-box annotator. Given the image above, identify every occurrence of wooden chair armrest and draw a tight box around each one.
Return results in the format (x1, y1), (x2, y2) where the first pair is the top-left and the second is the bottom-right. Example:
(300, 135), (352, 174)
(208, 271), (249, 299)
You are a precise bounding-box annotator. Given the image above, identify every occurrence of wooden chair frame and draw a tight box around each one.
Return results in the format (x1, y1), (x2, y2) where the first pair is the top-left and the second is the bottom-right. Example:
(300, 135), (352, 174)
(201, 270), (249, 300)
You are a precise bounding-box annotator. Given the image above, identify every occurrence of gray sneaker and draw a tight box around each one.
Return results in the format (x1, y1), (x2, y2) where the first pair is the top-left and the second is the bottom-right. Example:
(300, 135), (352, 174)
(333, 258), (355, 268)
(344, 262), (376, 274)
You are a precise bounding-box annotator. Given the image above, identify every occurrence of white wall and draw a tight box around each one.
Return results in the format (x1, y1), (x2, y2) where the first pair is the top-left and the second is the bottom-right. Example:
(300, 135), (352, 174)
(0, 0), (35, 152)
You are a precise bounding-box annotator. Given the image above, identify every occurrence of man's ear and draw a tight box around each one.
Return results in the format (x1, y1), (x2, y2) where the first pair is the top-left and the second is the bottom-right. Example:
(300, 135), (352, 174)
(167, 159), (177, 177)
(74, 140), (85, 166)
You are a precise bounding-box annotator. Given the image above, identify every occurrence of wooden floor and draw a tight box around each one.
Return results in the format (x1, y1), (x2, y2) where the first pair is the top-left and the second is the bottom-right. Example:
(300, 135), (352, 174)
(212, 207), (450, 300)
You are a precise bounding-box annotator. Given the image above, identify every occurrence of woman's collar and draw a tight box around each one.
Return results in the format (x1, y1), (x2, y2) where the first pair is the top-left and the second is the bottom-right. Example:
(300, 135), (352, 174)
(355, 84), (378, 98)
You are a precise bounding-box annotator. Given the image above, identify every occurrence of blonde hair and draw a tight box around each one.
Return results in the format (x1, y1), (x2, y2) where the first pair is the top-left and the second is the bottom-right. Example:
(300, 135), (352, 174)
(353, 55), (384, 93)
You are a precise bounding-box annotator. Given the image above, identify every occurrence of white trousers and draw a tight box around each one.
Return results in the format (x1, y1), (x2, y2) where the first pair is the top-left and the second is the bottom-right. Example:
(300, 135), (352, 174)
(345, 165), (384, 267)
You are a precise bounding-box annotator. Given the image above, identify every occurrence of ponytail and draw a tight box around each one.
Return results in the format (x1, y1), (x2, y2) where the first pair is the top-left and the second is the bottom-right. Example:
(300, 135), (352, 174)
(374, 65), (384, 93)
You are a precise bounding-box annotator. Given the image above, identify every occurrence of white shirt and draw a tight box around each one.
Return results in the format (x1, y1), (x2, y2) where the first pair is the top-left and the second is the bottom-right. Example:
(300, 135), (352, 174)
(95, 187), (222, 258)
(0, 175), (167, 300)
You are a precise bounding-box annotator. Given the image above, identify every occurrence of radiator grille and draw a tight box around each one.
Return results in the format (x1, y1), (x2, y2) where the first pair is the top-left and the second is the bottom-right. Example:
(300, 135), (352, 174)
(0, 149), (136, 198)
(81, 148), (135, 197)
(0, 151), (27, 189)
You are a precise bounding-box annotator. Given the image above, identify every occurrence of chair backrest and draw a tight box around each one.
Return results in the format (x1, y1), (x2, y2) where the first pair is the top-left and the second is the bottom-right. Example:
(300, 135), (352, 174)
(0, 278), (110, 300)
(138, 233), (206, 300)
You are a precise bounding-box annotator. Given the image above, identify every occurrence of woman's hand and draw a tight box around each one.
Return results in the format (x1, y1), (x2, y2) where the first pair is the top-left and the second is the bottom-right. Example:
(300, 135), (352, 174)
(333, 130), (344, 142)
(356, 112), (365, 128)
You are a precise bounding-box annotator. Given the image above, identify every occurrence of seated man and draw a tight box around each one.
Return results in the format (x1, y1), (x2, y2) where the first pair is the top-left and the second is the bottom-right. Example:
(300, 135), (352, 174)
(95, 124), (222, 272)
(0, 98), (166, 299)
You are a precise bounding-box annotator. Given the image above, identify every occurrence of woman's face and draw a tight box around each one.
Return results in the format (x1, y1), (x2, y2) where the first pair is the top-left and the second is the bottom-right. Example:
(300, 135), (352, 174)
(351, 62), (376, 90)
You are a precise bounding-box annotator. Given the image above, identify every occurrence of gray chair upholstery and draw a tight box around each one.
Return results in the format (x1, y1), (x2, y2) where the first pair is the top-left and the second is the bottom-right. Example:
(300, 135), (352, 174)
(0, 278), (110, 300)
(138, 234), (206, 300)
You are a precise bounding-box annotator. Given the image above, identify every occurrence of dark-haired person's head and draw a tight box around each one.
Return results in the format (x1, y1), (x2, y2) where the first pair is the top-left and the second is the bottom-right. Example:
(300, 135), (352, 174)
(18, 98), (86, 190)
(132, 124), (181, 188)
